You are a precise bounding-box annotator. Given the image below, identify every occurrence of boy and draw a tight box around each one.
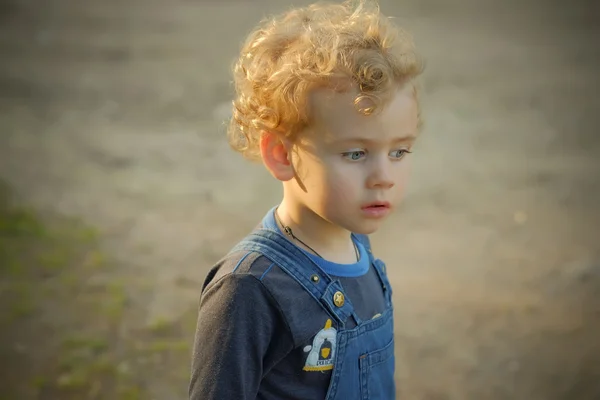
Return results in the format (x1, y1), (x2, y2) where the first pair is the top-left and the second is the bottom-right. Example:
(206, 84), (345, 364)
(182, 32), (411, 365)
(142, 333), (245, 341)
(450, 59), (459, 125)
(189, 1), (423, 399)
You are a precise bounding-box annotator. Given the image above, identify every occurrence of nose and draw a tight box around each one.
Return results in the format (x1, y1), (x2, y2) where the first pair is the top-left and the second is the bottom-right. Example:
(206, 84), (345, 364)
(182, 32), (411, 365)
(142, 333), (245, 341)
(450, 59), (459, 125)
(366, 159), (395, 189)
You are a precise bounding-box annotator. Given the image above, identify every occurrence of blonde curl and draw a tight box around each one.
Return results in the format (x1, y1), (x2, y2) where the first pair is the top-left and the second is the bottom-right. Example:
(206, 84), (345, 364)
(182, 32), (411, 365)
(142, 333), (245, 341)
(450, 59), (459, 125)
(227, 0), (424, 161)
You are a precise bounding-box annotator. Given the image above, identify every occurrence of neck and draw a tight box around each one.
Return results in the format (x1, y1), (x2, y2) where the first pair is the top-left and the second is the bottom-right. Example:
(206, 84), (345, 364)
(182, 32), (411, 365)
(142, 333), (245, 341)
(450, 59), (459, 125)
(277, 197), (357, 263)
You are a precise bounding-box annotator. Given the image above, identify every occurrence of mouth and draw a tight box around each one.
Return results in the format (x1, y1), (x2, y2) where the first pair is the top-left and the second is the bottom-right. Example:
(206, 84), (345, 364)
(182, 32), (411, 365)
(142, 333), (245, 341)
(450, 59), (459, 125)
(360, 202), (392, 218)
(361, 202), (391, 210)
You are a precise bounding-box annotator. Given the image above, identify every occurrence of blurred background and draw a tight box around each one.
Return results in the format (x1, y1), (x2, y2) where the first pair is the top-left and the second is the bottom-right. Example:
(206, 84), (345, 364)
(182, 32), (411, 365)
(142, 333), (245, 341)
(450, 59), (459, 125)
(1, 0), (599, 399)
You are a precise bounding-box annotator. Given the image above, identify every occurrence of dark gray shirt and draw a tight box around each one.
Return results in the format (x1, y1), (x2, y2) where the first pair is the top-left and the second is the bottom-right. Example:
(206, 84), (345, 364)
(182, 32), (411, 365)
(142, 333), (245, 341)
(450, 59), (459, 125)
(189, 214), (387, 400)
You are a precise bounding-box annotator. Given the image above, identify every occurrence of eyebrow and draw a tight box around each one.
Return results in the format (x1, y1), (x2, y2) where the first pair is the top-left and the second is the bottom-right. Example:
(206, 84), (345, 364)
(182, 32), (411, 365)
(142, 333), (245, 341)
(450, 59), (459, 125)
(333, 134), (417, 145)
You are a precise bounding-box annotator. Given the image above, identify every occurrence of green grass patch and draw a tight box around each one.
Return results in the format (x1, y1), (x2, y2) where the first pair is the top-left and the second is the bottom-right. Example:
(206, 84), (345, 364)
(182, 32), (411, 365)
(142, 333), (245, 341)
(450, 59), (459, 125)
(0, 182), (196, 399)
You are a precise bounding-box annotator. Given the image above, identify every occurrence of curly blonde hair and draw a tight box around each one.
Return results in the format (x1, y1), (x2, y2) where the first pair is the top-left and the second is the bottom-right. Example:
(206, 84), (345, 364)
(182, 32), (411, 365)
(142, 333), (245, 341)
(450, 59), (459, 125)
(228, 0), (424, 161)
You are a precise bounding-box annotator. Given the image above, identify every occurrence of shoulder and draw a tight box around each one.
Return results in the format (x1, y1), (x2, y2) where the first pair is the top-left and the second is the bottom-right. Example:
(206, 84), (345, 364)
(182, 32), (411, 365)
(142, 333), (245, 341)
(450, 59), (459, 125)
(201, 249), (308, 314)
(198, 250), (293, 338)
(201, 248), (336, 347)
(202, 250), (275, 291)
(202, 248), (310, 304)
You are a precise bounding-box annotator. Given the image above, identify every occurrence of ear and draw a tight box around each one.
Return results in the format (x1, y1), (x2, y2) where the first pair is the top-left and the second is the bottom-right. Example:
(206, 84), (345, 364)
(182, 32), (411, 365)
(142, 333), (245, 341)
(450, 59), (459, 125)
(260, 131), (295, 182)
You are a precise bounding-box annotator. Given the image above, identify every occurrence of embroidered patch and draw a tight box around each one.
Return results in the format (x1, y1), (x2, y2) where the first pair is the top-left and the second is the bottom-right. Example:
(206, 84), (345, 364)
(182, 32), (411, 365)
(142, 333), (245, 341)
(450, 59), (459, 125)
(303, 319), (337, 371)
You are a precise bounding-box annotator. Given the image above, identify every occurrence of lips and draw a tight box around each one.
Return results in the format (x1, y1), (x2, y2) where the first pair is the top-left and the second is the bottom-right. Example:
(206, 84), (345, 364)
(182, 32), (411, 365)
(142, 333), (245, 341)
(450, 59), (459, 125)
(361, 201), (390, 210)
(360, 202), (391, 218)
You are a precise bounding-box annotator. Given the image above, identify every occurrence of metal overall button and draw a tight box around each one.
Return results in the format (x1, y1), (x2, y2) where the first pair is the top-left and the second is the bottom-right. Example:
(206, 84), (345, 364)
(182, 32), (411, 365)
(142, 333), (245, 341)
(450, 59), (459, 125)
(333, 291), (345, 307)
(310, 274), (319, 283)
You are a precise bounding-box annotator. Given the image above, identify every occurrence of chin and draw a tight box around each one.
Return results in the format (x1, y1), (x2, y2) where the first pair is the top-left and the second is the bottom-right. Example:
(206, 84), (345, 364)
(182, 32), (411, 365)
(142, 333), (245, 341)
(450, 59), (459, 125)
(347, 221), (383, 235)
(354, 227), (380, 235)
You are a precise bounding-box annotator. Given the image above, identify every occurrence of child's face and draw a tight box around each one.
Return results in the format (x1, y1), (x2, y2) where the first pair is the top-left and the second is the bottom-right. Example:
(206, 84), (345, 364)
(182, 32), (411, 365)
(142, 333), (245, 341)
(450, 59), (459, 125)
(289, 84), (418, 235)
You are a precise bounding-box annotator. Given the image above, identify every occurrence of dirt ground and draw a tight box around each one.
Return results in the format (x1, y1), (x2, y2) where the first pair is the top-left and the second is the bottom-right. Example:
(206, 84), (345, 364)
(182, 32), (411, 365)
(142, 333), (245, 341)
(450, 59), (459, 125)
(1, 0), (599, 399)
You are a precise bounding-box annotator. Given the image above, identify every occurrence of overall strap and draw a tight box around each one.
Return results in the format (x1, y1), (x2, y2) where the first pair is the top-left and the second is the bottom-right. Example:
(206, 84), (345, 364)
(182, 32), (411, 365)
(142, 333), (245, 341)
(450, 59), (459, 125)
(230, 228), (356, 327)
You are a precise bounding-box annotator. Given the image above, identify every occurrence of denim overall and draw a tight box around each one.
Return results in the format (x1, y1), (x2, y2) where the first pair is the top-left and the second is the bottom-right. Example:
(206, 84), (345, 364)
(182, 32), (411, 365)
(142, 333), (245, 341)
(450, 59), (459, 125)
(230, 226), (396, 400)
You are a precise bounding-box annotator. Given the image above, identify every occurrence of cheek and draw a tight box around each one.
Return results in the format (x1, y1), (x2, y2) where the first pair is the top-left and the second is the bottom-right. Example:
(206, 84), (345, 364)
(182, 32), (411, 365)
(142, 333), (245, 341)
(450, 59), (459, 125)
(393, 160), (412, 195)
(320, 163), (360, 203)
(396, 161), (411, 180)
(299, 158), (354, 201)
(294, 153), (363, 207)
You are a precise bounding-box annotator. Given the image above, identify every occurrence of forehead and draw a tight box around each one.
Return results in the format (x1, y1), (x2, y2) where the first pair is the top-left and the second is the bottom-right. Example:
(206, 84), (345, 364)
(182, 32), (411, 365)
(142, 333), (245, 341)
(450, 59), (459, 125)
(307, 84), (418, 143)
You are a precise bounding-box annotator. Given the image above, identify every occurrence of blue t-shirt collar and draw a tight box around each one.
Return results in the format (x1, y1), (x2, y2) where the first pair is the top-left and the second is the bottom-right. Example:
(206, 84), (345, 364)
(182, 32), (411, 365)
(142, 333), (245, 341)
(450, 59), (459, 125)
(261, 206), (370, 278)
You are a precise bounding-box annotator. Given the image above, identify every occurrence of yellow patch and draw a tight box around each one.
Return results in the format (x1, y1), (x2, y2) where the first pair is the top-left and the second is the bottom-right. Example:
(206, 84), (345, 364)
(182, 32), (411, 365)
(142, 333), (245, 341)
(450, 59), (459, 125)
(303, 319), (337, 372)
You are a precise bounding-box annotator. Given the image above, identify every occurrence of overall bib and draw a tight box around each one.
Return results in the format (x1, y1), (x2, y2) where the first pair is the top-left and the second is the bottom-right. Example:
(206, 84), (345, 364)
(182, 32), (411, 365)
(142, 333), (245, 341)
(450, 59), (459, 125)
(231, 227), (396, 400)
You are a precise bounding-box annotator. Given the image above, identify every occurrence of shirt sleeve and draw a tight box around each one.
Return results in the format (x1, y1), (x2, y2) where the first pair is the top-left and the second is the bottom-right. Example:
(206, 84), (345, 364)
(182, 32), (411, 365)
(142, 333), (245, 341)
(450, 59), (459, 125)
(189, 272), (292, 400)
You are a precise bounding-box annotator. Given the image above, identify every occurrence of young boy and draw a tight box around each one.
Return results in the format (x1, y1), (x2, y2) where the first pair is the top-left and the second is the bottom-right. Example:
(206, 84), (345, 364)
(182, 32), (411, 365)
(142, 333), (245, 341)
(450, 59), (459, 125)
(189, 1), (423, 399)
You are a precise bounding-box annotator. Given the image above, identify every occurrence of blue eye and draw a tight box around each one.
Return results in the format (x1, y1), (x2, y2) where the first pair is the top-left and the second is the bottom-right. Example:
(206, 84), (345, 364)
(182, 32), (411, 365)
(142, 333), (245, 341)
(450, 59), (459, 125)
(390, 149), (411, 159)
(342, 150), (366, 161)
